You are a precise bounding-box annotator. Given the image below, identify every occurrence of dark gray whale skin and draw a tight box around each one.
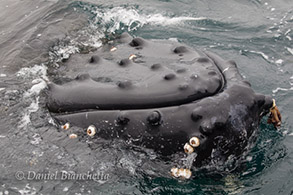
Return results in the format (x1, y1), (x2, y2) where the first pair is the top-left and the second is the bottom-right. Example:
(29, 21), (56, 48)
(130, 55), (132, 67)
(47, 33), (273, 166)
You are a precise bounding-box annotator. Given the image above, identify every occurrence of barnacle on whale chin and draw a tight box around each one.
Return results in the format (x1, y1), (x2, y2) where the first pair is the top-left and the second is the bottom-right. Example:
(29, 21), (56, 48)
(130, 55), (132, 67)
(47, 32), (281, 177)
(189, 137), (200, 148)
(171, 167), (192, 179)
(69, 133), (77, 139)
(61, 122), (70, 130)
(184, 143), (194, 154)
(87, 125), (96, 137)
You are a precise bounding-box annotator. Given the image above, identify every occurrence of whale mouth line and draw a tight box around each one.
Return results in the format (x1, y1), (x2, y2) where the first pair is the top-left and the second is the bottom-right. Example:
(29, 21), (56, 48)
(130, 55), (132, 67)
(48, 91), (222, 115)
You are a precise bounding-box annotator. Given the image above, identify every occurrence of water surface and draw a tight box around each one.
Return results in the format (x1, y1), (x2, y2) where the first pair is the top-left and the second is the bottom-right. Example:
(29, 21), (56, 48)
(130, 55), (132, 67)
(0, 0), (292, 194)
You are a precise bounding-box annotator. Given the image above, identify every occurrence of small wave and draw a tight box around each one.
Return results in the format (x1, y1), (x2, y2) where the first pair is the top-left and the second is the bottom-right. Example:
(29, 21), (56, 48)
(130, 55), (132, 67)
(247, 50), (270, 61)
(241, 50), (285, 72)
(272, 76), (293, 94)
(92, 6), (206, 32)
(286, 47), (293, 55)
(272, 87), (293, 94)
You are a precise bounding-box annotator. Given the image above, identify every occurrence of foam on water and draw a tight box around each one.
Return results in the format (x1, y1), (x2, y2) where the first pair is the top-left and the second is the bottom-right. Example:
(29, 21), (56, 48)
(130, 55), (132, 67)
(20, 97), (39, 128)
(16, 65), (47, 80)
(16, 64), (48, 128)
(91, 6), (206, 32)
(12, 184), (37, 195)
(184, 153), (197, 169)
(49, 44), (80, 64)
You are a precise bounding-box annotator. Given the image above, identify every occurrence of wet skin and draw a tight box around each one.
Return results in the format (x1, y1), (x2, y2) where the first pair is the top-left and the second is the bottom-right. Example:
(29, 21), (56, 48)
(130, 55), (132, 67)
(47, 33), (273, 166)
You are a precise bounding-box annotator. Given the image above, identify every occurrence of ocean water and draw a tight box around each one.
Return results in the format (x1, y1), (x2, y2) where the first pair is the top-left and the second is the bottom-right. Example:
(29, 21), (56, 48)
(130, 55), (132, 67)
(0, 0), (292, 194)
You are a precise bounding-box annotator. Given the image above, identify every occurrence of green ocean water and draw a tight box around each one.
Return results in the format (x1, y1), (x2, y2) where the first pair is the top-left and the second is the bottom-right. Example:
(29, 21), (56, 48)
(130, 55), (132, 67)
(0, 0), (292, 194)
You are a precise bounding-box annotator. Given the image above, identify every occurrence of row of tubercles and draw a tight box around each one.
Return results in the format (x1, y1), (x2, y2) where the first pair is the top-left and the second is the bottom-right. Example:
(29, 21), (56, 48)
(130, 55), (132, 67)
(60, 111), (162, 134)
(61, 111), (162, 138)
(116, 111), (162, 126)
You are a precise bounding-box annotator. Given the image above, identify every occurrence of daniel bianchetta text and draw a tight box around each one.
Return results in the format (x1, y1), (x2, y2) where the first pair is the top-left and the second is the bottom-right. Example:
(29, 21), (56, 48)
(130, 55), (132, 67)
(15, 171), (109, 181)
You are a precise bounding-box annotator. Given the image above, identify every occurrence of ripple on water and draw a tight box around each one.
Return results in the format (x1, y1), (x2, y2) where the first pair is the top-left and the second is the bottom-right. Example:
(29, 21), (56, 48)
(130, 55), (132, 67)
(0, 0), (292, 194)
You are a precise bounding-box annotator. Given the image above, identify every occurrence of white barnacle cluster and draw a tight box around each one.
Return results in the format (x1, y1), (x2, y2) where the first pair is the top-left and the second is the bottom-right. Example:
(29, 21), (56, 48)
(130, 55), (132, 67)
(172, 136), (201, 179)
(87, 125), (96, 137)
(60, 122), (78, 139)
(184, 143), (194, 154)
(69, 133), (77, 139)
(110, 47), (117, 52)
(170, 167), (192, 179)
(128, 54), (137, 60)
(61, 122), (70, 130)
(184, 136), (200, 154)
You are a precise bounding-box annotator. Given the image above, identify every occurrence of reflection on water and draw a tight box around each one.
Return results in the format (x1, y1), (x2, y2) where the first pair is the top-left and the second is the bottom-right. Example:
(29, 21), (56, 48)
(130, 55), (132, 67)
(0, 0), (292, 194)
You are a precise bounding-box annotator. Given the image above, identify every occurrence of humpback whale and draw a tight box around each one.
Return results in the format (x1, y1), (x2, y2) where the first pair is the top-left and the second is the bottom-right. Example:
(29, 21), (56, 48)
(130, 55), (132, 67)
(46, 33), (280, 178)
